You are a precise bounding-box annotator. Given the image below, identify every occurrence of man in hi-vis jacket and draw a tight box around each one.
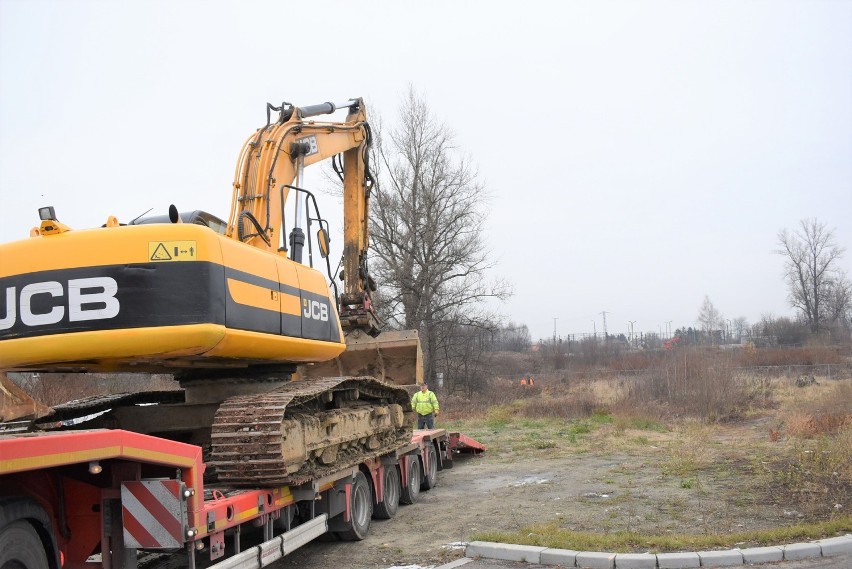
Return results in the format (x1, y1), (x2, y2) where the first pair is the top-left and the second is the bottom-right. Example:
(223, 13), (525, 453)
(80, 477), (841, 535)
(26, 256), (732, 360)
(411, 383), (440, 429)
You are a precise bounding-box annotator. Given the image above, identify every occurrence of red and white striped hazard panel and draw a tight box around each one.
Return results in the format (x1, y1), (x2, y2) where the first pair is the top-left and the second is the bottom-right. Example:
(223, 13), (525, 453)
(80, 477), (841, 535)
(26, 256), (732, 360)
(121, 479), (187, 549)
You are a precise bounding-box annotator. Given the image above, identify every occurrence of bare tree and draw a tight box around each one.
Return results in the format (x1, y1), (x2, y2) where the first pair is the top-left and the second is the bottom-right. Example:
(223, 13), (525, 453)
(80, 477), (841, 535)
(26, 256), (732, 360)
(824, 274), (852, 333)
(493, 322), (532, 352)
(777, 218), (848, 334)
(732, 316), (749, 341)
(697, 295), (724, 343)
(368, 87), (509, 382)
(755, 314), (808, 346)
(436, 317), (496, 396)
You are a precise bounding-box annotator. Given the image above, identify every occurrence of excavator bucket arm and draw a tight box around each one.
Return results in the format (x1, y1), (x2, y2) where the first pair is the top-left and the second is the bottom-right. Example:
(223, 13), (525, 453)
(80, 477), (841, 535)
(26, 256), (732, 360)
(0, 373), (52, 423)
(297, 329), (423, 386)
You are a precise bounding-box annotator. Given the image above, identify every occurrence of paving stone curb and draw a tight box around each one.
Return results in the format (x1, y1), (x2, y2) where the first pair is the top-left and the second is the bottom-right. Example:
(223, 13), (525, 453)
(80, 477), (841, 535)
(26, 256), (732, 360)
(463, 534), (852, 567)
(739, 545), (783, 564)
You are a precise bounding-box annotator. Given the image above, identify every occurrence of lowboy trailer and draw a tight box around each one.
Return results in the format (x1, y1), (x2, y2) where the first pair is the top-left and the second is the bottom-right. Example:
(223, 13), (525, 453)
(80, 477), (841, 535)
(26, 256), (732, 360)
(0, 427), (470, 569)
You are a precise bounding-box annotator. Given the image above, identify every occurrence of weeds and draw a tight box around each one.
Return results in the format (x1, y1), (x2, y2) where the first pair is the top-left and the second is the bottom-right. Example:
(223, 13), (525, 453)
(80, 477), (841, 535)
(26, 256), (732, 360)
(661, 452), (700, 477)
(781, 381), (852, 439)
(484, 404), (515, 428)
(762, 425), (852, 515)
(442, 351), (852, 554)
(620, 348), (753, 422)
(613, 414), (668, 434)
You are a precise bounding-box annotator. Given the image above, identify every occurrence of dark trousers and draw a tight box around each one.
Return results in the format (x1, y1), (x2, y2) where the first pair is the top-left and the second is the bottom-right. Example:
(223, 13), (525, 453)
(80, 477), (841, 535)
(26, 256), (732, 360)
(417, 413), (434, 429)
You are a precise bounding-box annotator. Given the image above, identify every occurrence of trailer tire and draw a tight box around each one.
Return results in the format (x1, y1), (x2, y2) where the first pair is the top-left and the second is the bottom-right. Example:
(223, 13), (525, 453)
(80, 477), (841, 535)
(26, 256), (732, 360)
(373, 465), (400, 520)
(335, 471), (372, 541)
(0, 521), (49, 569)
(420, 443), (438, 491)
(399, 458), (421, 505)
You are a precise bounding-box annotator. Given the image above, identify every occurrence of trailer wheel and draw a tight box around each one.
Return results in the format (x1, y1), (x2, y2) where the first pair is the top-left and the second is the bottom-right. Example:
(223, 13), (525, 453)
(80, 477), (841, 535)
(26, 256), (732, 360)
(420, 443), (438, 491)
(399, 458), (421, 505)
(0, 521), (49, 569)
(373, 465), (400, 520)
(336, 471), (372, 541)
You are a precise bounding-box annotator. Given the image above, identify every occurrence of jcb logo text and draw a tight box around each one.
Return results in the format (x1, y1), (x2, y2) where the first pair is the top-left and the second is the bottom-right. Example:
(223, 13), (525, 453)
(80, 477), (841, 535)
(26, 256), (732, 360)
(0, 277), (120, 330)
(302, 299), (329, 322)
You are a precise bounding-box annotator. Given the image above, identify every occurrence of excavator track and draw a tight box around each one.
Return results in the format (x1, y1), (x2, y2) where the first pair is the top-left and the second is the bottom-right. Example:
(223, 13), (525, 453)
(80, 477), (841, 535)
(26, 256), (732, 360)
(209, 376), (414, 486)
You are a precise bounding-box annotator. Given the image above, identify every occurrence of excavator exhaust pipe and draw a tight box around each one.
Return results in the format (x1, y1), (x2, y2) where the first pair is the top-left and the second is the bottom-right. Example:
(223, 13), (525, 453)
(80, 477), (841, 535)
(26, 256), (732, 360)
(297, 329), (424, 387)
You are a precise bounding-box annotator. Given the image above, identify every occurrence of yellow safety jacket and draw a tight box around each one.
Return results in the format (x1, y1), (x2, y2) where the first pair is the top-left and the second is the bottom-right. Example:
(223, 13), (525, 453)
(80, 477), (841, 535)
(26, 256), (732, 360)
(411, 390), (439, 416)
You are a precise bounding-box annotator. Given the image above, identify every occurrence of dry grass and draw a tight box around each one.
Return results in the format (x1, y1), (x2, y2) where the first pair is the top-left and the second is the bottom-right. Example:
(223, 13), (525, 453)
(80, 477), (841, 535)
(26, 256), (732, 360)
(776, 380), (852, 439)
(745, 380), (852, 518)
(446, 349), (785, 424)
(619, 348), (757, 422)
(761, 424), (852, 517)
(736, 346), (847, 367)
(444, 354), (852, 526)
(447, 347), (852, 552)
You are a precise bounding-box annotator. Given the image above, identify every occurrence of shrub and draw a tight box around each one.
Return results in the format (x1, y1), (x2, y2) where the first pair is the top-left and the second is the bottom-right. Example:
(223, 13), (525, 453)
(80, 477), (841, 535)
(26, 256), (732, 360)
(783, 382), (852, 438)
(621, 348), (750, 422)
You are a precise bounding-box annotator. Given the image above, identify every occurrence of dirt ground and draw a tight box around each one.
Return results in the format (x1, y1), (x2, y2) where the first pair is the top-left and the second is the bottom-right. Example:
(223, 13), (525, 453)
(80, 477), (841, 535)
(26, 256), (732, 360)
(272, 415), (811, 569)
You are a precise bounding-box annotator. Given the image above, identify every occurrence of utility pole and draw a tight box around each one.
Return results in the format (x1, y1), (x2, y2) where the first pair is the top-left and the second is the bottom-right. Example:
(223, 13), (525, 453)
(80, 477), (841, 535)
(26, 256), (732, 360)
(628, 320), (636, 345)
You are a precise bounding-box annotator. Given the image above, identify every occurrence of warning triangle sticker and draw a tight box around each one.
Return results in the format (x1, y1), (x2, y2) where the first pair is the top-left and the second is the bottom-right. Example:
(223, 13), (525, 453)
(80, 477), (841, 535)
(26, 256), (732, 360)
(150, 243), (172, 261)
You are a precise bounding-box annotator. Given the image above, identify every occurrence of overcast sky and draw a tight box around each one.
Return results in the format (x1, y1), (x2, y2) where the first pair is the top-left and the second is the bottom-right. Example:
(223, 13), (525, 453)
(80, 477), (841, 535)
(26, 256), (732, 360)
(1, 0), (850, 342)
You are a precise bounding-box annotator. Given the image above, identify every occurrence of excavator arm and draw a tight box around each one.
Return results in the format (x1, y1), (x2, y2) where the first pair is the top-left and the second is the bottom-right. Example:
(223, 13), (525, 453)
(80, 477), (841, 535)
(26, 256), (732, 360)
(228, 99), (379, 334)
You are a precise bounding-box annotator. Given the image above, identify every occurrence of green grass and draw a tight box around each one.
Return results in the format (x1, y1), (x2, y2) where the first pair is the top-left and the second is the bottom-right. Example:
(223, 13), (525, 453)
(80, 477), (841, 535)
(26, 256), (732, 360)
(626, 417), (668, 432)
(472, 516), (852, 553)
(612, 414), (669, 434)
(591, 410), (614, 424)
(660, 447), (702, 477)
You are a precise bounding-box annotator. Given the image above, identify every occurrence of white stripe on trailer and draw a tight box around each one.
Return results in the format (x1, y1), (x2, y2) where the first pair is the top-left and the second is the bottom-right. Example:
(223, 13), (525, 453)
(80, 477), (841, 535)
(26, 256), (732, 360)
(145, 478), (182, 514)
(122, 484), (182, 548)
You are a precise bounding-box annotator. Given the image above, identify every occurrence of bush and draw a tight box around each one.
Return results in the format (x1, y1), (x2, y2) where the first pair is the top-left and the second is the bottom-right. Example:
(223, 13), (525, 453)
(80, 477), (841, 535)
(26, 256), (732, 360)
(621, 348), (750, 422)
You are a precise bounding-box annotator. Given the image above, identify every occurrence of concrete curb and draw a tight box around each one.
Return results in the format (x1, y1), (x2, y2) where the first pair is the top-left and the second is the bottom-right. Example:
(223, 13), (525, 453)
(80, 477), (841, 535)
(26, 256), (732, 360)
(463, 534), (852, 568)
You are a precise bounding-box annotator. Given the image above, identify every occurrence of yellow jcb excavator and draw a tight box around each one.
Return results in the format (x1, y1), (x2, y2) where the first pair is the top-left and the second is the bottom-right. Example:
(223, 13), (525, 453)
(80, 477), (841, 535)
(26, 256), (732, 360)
(0, 98), (422, 486)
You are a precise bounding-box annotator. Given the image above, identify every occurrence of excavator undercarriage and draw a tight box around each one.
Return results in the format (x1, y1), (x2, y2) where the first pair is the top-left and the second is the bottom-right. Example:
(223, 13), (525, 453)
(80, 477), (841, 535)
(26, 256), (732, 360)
(211, 376), (413, 486)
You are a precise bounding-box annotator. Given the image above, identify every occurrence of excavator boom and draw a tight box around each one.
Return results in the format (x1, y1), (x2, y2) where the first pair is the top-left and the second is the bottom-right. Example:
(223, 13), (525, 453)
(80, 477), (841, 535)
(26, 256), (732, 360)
(228, 99), (380, 334)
